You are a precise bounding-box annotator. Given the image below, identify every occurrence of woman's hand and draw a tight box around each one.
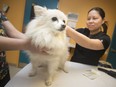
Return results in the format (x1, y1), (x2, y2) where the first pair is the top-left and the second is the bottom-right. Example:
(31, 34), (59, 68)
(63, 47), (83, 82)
(25, 38), (52, 55)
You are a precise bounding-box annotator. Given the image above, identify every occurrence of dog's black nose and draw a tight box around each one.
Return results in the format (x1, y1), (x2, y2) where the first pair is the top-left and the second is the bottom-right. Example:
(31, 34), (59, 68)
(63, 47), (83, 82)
(59, 25), (66, 31)
(61, 25), (66, 28)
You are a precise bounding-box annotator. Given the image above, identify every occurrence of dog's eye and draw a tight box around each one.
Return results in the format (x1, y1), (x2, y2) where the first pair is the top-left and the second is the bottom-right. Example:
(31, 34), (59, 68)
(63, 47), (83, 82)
(52, 17), (58, 21)
(63, 20), (65, 23)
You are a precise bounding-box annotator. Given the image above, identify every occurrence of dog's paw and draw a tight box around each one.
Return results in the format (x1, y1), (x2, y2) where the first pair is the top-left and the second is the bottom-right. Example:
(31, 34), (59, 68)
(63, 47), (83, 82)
(45, 80), (52, 86)
(59, 67), (68, 73)
(28, 71), (36, 77)
(63, 68), (68, 73)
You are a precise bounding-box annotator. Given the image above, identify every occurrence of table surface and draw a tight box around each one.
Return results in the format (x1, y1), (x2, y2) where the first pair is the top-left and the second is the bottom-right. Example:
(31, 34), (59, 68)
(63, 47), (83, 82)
(5, 61), (116, 87)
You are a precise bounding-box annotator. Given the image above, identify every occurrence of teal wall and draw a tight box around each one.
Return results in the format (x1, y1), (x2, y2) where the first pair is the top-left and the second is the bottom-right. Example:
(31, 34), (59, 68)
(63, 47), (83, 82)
(107, 24), (116, 69)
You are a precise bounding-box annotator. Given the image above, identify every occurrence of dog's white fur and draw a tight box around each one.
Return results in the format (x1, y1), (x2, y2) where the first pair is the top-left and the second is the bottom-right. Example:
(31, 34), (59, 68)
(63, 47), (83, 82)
(25, 5), (68, 86)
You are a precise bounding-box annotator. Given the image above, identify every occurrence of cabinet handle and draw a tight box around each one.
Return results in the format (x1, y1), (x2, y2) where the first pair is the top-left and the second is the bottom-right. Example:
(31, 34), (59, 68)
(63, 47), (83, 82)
(111, 48), (116, 53)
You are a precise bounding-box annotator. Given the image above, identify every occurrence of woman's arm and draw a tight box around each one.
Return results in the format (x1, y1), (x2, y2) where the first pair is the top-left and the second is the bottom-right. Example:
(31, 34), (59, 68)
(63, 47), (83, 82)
(0, 20), (41, 52)
(0, 21), (30, 51)
(66, 26), (104, 50)
(0, 36), (27, 51)
(2, 21), (26, 39)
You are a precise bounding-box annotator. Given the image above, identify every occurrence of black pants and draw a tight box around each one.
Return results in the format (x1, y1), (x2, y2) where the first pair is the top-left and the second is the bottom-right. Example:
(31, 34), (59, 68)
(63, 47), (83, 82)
(0, 72), (10, 87)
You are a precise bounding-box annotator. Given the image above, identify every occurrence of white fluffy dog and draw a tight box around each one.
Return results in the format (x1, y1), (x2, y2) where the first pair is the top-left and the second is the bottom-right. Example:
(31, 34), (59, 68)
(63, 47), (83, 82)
(25, 5), (68, 86)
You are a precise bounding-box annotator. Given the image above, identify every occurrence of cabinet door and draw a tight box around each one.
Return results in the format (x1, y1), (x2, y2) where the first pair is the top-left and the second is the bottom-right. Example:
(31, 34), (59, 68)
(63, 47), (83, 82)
(107, 24), (116, 69)
(33, 0), (58, 9)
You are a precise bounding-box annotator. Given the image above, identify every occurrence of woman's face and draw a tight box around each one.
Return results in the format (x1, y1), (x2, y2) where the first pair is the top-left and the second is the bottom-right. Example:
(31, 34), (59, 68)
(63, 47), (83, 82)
(86, 10), (104, 32)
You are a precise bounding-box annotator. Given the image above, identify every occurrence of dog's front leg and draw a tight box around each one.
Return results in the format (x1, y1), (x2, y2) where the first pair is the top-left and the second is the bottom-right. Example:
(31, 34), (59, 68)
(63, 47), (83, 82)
(59, 55), (68, 73)
(45, 62), (58, 86)
(59, 62), (68, 73)
(29, 62), (38, 77)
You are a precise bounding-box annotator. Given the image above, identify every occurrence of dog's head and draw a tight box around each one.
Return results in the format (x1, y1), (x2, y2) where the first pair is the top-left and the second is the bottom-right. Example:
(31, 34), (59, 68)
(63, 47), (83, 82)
(34, 5), (67, 32)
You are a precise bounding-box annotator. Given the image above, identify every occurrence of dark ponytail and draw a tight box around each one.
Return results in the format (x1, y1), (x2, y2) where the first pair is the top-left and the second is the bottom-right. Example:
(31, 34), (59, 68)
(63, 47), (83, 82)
(102, 21), (108, 34)
(88, 7), (108, 34)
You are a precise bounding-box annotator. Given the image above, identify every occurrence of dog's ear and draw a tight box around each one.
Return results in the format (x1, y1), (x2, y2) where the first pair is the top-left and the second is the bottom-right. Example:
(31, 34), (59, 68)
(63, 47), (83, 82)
(34, 5), (47, 17)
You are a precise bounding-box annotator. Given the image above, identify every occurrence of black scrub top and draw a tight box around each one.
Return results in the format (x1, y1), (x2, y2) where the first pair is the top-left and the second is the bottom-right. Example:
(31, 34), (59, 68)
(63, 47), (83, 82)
(71, 28), (110, 66)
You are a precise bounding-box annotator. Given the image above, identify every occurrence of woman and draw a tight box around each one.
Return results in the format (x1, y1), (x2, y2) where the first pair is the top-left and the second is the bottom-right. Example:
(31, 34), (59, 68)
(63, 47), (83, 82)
(0, 11), (31, 87)
(0, 11), (43, 87)
(66, 7), (110, 66)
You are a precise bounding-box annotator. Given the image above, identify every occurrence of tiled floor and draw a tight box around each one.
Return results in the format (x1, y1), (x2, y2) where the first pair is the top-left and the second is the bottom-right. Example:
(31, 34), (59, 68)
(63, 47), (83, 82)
(9, 65), (21, 78)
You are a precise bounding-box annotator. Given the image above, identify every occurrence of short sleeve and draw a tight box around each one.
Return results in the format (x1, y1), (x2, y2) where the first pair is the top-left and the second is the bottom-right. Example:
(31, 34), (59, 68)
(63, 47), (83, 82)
(76, 28), (90, 36)
(99, 35), (110, 50)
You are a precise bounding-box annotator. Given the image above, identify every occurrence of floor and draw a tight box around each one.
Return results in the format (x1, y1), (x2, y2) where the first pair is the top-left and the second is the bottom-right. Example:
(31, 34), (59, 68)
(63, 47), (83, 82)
(9, 65), (22, 78)
(9, 62), (28, 78)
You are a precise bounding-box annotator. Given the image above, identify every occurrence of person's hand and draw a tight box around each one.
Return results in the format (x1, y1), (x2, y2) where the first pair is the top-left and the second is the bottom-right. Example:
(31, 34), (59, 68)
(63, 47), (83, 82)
(25, 38), (52, 55)
(65, 25), (70, 37)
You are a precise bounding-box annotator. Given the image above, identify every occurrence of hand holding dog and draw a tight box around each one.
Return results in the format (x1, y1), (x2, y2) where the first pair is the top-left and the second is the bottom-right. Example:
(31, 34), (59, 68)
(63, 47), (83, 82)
(25, 38), (51, 54)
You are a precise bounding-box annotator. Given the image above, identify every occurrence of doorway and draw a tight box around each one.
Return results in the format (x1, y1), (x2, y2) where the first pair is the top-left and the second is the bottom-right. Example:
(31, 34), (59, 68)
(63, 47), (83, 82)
(107, 24), (116, 69)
